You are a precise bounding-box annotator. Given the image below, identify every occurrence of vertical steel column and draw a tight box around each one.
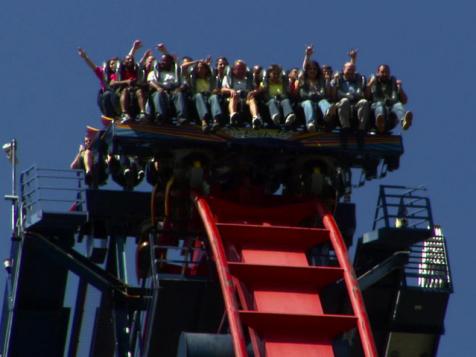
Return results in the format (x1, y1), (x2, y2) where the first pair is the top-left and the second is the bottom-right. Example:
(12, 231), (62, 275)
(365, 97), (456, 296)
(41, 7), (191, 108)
(111, 235), (131, 357)
(67, 278), (88, 357)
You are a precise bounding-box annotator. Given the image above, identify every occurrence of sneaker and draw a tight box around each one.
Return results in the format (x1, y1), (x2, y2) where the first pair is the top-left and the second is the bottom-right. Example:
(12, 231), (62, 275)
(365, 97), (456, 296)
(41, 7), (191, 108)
(285, 113), (296, 129)
(177, 117), (187, 126)
(285, 113), (296, 126)
(201, 120), (210, 133)
(252, 116), (262, 129)
(120, 113), (132, 124)
(375, 114), (386, 133)
(307, 122), (316, 131)
(137, 112), (147, 122)
(327, 104), (337, 118)
(271, 113), (281, 126)
(229, 112), (239, 126)
(402, 111), (413, 130)
(211, 119), (220, 132)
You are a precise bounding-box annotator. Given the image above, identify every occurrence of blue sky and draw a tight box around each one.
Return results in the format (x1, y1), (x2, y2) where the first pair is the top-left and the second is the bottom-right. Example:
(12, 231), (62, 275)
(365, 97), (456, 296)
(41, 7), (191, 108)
(1, 0), (474, 355)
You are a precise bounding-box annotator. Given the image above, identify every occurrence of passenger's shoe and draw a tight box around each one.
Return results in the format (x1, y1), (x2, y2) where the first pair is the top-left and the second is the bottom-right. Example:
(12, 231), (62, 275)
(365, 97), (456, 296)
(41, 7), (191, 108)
(177, 117), (187, 126)
(201, 120), (210, 133)
(307, 122), (316, 131)
(327, 104), (337, 118)
(229, 112), (239, 127)
(252, 116), (263, 129)
(402, 111), (413, 130)
(211, 119), (220, 132)
(120, 113), (132, 124)
(123, 168), (132, 180)
(285, 113), (296, 129)
(136, 112), (147, 122)
(375, 114), (386, 133)
(271, 113), (281, 126)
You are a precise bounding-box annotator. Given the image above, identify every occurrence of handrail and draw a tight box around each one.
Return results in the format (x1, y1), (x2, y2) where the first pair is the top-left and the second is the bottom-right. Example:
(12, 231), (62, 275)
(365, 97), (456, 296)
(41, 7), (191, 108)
(317, 202), (378, 357)
(20, 166), (86, 221)
(194, 194), (248, 357)
(373, 185), (433, 230)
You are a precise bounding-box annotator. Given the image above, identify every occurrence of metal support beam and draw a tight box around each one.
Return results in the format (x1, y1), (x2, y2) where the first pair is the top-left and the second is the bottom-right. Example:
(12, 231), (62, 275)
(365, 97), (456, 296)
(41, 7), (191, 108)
(67, 278), (88, 357)
(358, 251), (409, 291)
(29, 233), (150, 306)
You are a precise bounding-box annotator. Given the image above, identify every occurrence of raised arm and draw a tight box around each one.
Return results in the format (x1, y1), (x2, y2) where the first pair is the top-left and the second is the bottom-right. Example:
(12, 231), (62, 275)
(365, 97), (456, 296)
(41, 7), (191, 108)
(139, 49), (153, 67)
(397, 79), (408, 104)
(127, 39), (142, 58)
(348, 48), (358, 65)
(156, 43), (170, 55)
(70, 144), (85, 169)
(78, 48), (97, 72)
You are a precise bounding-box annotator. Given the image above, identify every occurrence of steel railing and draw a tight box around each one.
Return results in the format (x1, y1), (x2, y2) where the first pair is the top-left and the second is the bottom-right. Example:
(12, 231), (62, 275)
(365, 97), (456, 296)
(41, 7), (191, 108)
(372, 185), (434, 230)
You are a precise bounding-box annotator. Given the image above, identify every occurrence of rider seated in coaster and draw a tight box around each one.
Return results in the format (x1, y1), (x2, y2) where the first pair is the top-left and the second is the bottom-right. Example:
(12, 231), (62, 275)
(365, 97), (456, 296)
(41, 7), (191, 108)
(109, 41), (148, 123)
(214, 56), (229, 86)
(146, 53), (189, 125)
(321, 64), (337, 101)
(78, 48), (122, 118)
(332, 49), (370, 136)
(190, 60), (224, 132)
(366, 64), (412, 133)
(287, 67), (300, 102)
(221, 60), (262, 128)
(70, 136), (93, 181)
(260, 64), (296, 129)
(252, 65), (263, 89)
(70, 135), (107, 188)
(298, 45), (336, 131)
(209, 56), (229, 128)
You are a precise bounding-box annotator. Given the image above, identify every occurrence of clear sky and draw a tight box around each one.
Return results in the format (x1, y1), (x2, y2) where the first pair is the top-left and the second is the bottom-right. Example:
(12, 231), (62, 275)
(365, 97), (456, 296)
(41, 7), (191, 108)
(1, 0), (474, 355)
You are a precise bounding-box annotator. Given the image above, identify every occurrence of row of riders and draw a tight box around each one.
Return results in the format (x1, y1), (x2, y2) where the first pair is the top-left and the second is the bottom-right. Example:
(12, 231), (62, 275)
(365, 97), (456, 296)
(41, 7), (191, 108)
(78, 40), (413, 134)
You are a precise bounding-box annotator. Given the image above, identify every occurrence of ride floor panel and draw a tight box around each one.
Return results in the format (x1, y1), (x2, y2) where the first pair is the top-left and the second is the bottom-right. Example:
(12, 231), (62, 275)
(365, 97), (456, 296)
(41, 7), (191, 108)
(99, 121), (404, 165)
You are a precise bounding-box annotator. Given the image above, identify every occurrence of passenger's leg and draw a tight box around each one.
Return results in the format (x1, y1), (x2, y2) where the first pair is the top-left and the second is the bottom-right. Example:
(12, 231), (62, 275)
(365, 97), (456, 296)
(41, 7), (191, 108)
(194, 93), (210, 131)
(372, 101), (386, 133)
(194, 93), (209, 121)
(99, 90), (117, 117)
(356, 99), (370, 132)
(267, 98), (281, 125)
(119, 88), (132, 123)
(173, 90), (189, 124)
(122, 88), (131, 112)
(337, 98), (351, 129)
(228, 95), (240, 125)
(135, 88), (147, 121)
(318, 99), (332, 124)
(391, 102), (412, 130)
(136, 89), (146, 111)
(209, 94), (223, 130)
(248, 97), (262, 128)
(281, 98), (296, 127)
(301, 100), (316, 130)
(151, 91), (167, 122)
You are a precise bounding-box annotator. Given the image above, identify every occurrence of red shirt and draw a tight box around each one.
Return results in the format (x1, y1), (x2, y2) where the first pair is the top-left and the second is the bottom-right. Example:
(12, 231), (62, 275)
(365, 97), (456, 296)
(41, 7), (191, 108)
(121, 66), (137, 81)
